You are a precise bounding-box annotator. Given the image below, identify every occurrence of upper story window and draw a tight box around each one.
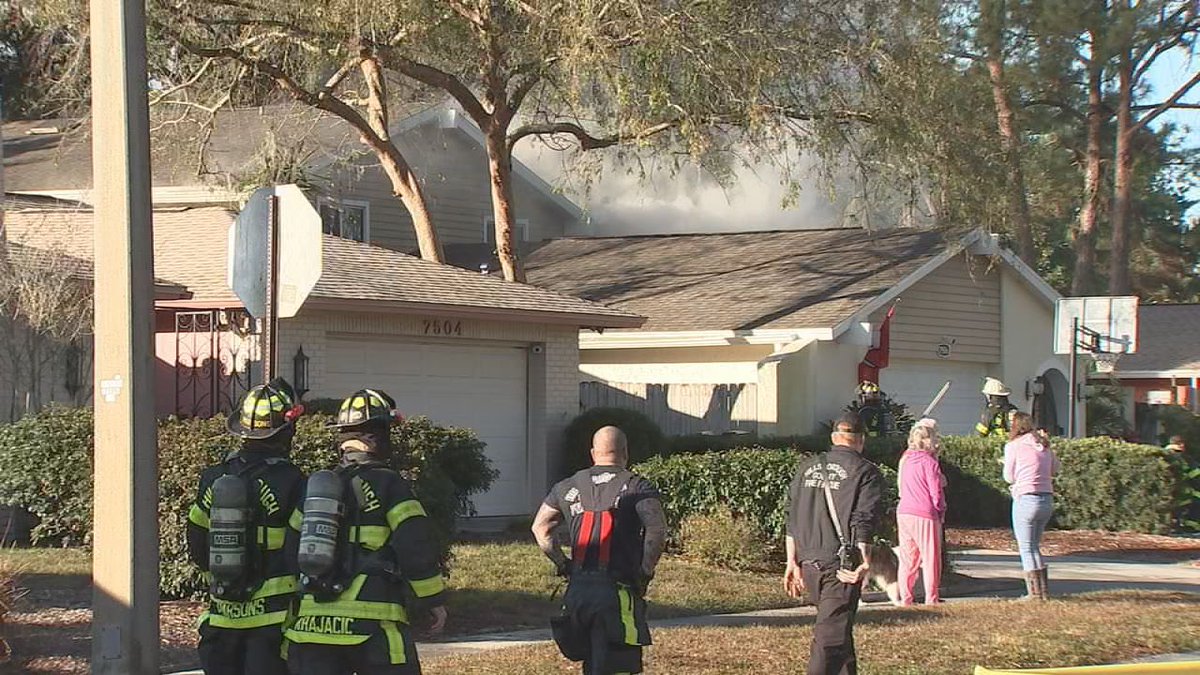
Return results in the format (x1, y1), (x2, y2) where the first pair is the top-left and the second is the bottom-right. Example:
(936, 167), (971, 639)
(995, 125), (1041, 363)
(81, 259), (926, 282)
(483, 217), (530, 244)
(320, 199), (370, 243)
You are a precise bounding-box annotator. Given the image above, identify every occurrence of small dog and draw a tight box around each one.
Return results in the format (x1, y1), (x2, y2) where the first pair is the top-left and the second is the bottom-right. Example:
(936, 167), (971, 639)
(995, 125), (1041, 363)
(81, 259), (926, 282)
(865, 543), (901, 604)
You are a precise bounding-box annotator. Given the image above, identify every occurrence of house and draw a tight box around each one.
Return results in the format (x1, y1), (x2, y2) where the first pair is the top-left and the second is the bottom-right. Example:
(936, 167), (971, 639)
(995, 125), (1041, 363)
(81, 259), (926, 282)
(1103, 304), (1200, 441)
(523, 227), (1078, 437)
(3, 203), (640, 520)
(2, 101), (584, 251)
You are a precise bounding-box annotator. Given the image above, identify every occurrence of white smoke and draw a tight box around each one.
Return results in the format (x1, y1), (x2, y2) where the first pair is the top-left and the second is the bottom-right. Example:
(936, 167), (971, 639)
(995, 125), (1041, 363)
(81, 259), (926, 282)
(513, 140), (919, 236)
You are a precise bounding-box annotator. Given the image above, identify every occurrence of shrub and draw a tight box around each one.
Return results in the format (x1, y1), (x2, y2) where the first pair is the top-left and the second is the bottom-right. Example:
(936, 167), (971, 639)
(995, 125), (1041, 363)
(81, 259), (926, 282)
(679, 507), (771, 572)
(564, 407), (665, 471)
(0, 406), (496, 598)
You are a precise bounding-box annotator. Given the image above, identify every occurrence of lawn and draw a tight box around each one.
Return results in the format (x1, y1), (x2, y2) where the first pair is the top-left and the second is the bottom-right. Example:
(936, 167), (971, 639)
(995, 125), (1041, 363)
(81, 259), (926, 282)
(426, 591), (1200, 674)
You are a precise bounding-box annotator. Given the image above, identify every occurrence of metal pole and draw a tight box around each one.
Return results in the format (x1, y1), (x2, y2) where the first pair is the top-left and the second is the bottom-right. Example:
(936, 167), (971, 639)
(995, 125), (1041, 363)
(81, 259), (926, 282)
(89, 0), (159, 670)
(1068, 317), (1078, 438)
(264, 195), (280, 380)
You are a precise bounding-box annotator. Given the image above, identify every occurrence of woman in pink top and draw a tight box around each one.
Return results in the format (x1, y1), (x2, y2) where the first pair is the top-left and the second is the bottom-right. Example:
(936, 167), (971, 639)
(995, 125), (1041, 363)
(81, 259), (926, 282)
(1003, 411), (1060, 601)
(895, 417), (947, 606)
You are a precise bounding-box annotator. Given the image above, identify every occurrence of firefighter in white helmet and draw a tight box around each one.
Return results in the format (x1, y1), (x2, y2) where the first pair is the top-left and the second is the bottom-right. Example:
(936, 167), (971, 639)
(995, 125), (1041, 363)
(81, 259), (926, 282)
(976, 378), (1017, 438)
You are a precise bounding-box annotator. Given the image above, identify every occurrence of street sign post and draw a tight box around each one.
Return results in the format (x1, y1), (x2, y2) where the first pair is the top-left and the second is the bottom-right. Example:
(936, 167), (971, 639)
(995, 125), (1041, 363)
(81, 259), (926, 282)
(229, 184), (322, 380)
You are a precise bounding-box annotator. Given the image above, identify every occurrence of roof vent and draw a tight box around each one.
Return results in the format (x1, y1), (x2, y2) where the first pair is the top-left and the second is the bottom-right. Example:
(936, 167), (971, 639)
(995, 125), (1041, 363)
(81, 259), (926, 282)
(480, 263), (489, 274)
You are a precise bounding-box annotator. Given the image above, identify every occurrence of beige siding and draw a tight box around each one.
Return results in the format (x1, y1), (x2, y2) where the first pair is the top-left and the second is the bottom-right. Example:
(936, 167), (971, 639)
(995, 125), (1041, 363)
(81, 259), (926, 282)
(323, 124), (578, 252)
(579, 344), (773, 384)
(874, 254), (1001, 363)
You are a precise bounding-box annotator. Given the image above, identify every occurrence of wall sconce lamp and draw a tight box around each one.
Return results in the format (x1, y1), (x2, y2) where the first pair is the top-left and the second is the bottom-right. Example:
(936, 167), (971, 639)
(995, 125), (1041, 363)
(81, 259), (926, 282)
(293, 346), (310, 398)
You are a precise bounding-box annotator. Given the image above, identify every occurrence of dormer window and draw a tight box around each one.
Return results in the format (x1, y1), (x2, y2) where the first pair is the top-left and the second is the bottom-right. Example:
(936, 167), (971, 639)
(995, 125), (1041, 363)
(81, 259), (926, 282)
(320, 199), (370, 242)
(483, 217), (529, 244)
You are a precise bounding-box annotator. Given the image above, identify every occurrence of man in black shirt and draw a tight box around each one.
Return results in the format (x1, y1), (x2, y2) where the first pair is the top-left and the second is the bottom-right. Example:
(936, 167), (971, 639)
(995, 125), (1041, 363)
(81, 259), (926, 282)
(532, 426), (667, 675)
(784, 412), (886, 675)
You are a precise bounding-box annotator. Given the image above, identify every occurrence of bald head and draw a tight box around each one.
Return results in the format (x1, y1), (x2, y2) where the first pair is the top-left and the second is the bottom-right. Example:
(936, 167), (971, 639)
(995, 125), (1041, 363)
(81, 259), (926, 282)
(591, 426), (629, 467)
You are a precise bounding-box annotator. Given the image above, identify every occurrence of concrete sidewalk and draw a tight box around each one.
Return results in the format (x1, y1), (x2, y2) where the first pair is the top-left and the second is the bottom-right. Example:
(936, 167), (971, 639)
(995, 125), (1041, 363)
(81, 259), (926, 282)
(952, 549), (1200, 594)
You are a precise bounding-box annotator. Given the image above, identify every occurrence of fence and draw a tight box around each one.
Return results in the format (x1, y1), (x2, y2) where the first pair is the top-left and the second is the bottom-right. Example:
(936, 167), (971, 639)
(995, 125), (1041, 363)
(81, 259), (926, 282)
(580, 381), (758, 436)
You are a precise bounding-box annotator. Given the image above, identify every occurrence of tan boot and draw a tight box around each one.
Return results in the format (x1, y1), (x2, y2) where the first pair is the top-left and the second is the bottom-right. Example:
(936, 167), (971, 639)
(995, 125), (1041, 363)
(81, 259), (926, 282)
(1037, 567), (1049, 600)
(1021, 571), (1038, 601)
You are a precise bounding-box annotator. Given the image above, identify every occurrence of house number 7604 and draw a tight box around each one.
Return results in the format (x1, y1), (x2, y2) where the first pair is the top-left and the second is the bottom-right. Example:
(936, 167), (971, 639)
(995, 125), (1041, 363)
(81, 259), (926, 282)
(423, 319), (463, 336)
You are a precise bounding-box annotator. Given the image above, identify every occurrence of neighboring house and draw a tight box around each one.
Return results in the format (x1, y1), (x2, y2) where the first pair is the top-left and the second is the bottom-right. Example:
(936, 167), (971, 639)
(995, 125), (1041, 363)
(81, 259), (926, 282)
(2, 102), (584, 251)
(525, 227), (1078, 437)
(1103, 304), (1200, 441)
(3, 202), (641, 517)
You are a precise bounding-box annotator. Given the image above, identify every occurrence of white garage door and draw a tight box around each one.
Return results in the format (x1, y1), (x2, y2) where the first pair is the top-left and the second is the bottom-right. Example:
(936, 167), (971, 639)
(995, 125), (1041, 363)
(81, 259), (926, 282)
(324, 337), (528, 517)
(880, 360), (989, 435)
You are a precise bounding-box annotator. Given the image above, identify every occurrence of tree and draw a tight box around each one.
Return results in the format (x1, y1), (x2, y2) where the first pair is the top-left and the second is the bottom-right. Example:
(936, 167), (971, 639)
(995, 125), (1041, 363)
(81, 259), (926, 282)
(1106, 0), (1199, 295)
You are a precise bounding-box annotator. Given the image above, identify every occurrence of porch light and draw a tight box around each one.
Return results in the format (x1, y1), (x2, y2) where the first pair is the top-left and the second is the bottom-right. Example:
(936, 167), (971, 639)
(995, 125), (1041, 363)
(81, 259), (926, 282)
(1025, 377), (1045, 399)
(293, 346), (310, 398)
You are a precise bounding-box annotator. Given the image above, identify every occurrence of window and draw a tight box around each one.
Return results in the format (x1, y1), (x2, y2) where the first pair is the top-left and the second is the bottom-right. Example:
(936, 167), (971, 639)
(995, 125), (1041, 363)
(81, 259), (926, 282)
(483, 217), (530, 244)
(320, 200), (370, 242)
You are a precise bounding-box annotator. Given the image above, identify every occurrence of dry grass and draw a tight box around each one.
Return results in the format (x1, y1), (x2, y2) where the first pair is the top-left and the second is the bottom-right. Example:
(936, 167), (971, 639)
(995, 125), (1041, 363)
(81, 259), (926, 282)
(426, 591), (1200, 674)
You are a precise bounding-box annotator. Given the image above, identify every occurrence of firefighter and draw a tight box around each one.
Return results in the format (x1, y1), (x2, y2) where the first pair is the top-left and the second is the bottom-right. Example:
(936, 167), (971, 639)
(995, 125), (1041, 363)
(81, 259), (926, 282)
(532, 426), (668, 675)
(284, 389), (447, 675)
(187, 379), (306, 675)
(857, 381), (892, 438)
(976, 377), (1018, 438)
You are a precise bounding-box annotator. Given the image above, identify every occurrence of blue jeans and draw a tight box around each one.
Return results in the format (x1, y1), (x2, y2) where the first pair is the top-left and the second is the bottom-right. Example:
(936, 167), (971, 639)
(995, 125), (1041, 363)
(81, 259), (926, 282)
(1012, 493), (1053, 571)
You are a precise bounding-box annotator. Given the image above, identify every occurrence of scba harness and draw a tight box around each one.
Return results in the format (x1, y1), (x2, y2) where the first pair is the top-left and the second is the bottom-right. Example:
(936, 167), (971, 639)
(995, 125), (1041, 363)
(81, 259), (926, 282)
(297, 461), (402, 601)
(207, 455), (287, 602)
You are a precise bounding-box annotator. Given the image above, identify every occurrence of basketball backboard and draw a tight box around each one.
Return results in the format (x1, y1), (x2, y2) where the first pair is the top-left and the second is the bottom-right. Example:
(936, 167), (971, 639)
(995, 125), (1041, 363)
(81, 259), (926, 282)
(1054, 296), (1138, 355)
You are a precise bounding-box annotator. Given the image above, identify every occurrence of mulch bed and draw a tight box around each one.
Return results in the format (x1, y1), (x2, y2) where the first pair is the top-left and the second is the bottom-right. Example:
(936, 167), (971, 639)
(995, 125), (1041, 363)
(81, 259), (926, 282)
(948, 527), (1200, 563)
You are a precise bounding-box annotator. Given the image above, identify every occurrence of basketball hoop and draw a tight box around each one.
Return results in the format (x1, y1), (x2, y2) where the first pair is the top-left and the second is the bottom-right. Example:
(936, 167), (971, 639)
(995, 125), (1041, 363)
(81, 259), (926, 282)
(1092, 352), (1121, 374)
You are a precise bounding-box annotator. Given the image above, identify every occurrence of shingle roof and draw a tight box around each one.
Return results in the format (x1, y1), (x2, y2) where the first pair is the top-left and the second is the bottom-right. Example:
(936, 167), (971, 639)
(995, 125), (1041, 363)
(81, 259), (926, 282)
(1113, 304), (1200, 374)
(1, 240), (189, 298)
(1, 101), (435, 192)
(525, 228), (947, 331)
(3, 205), (641, 327)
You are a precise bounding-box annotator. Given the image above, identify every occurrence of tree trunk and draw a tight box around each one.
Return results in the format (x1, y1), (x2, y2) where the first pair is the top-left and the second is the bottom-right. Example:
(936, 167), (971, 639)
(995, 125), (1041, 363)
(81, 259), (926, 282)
(483, 123), (524, 282)
(358, 56), (444, 263)
(982, 0), (1036, 266)
(1072, 37), (1105, 296)
(1109, 48), (1134, 296)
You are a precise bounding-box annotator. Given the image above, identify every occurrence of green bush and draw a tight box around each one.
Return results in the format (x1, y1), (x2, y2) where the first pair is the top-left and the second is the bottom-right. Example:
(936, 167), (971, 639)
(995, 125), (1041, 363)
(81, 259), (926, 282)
(679, 507), (771, 572)
(0, 406), (496, 598)
(564, 407), (665, 472)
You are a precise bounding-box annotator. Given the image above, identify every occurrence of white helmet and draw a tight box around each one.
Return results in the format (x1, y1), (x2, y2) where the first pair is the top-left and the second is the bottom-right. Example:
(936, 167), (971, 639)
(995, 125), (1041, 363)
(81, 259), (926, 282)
(982, 377), (1011, 397)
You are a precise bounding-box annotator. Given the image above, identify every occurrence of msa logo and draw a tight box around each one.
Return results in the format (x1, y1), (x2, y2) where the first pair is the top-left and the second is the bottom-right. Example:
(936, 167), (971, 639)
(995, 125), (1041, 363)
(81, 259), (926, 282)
(315, 524), (337, 536)
(213, 534), (242, 546)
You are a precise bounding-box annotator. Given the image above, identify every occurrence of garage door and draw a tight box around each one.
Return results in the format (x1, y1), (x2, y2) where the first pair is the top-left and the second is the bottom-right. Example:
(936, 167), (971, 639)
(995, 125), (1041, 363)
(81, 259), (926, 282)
(324, 337), (528, 517)
(880, 360), (989, 435)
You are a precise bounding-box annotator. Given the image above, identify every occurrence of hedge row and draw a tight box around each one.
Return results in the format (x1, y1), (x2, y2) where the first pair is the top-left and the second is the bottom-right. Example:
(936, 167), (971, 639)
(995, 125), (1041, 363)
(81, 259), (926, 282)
(634, 435), (1182, 541)
(0, 406), (496, 598)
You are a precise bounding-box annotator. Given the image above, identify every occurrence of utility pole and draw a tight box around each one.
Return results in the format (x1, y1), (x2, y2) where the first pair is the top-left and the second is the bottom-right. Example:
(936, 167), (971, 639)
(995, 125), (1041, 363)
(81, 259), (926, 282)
(89, 0), (160, 671)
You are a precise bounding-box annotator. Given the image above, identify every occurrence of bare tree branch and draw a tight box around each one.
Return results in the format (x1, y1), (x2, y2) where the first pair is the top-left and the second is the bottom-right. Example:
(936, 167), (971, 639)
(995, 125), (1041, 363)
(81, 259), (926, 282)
(368, 42), (490, 123)
(507, 119), (680, 153)
(1130, 68), (1200, 135)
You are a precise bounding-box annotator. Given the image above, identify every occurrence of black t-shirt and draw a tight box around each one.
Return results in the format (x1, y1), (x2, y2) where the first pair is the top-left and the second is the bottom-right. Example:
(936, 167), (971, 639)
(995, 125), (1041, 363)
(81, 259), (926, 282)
(544, 465), (660, 581)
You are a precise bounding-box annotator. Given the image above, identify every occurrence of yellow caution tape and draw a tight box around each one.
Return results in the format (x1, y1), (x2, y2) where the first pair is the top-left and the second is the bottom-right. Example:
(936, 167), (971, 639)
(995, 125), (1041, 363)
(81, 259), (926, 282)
(974, 662), (1200, 674)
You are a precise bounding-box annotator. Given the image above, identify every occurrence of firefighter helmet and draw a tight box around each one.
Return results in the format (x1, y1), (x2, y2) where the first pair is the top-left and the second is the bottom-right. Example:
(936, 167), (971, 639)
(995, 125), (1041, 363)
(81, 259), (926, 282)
(331, 389), (402, 430)
(227, 381), (300, 439)
(982, 377), (1011, 397)
(857, 381), (881, 397)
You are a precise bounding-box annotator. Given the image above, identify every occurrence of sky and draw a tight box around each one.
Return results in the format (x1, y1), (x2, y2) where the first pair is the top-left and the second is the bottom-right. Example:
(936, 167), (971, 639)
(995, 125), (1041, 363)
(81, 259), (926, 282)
(1145, 48), (1200, 222)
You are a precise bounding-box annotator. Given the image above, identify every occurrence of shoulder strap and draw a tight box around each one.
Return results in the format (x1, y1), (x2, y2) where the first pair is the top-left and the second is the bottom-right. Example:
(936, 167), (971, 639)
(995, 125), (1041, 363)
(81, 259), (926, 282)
(820, 454), (849, 548)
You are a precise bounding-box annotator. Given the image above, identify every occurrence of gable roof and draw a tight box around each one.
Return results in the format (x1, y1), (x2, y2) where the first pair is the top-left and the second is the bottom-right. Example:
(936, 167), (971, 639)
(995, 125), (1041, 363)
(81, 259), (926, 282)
(2, 204), (640, 328)
(1111, 304), (1200, 376)
(524, 227), (948, 332)
(2, 103), (583, 220)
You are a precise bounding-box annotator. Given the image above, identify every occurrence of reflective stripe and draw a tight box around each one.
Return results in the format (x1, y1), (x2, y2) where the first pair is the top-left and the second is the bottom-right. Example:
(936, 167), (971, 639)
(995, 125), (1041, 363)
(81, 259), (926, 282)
(288, 508), (303, 532)
(258, 526), (287, 551)
(255, 575), (298, 599)
(408, 575), (445, 598)
(285, 630), (371, 646)
(297, 574), (408, 623)
(381, 621), (407, 665)
(386, 500), (426, 530)
(618, 586), (638, 646)
(208, 609), (289, 630)
(975, 422), (990, 434)
(188, 503), (210, 529)
(349, 525), (390, 550)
